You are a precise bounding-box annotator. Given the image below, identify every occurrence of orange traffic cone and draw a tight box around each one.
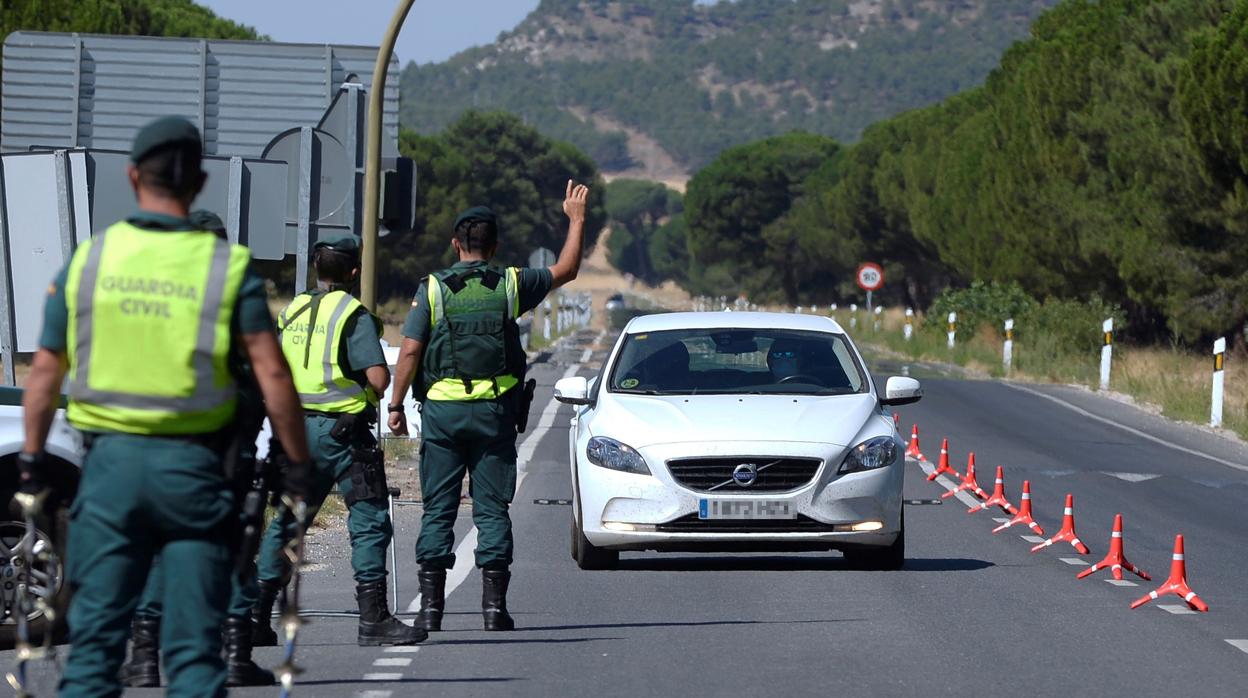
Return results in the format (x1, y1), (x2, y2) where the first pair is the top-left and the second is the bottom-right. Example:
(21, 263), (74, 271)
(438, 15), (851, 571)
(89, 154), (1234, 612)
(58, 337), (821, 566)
(1031, 494), (1089, 554)
(968, 466), (1018, 515)
(1078, 514), (1150, 581)
(992, 480), (1044, 535)
(926, 438), (960, 481)
(1131, 535), (1208, 612)
(905, 425), (926, 461)
(893, 412), (900, 429)
(941, 453), (988, 500)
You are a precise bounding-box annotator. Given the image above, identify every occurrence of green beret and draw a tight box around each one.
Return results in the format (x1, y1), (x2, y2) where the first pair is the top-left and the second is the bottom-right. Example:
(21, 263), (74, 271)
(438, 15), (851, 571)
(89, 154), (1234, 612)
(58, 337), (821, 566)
(131, 116), (201, 164)
(453, 206), (498, 232)
(314, 233), (360, 255)
(188, 209), (225, 234)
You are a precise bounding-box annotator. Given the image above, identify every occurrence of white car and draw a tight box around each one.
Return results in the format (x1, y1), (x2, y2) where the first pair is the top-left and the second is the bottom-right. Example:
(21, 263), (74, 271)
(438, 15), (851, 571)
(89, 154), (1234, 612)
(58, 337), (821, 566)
(0, 386), (82, 647)
(555, 311), (922, 570)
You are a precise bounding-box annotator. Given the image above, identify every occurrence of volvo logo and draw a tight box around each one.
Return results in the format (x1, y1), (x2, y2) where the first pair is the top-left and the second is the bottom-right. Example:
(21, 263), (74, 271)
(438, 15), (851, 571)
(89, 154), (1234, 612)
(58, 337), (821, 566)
(732, 463), (759, 487)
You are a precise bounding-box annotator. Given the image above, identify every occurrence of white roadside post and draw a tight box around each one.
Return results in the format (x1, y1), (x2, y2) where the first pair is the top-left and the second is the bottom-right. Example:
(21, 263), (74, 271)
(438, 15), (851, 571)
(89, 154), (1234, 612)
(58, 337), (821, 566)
(796, 305), (804, 314)
(1211, 337), (1226, 428)
(830, 303), (838, 313)
(904, 308), (914, 341)
(1099, 318), (1113, 392)
(1003, 318), (1014, 373)
(946, 312), (957, 349)
(850, 304), (858, 329)
(543, 299), (552, 341)
(873, 305), (883, 332)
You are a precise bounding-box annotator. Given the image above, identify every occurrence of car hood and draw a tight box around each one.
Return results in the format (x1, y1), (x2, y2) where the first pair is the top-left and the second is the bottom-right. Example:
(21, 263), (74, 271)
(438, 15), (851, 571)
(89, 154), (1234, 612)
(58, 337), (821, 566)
(592, 393), (878, 449)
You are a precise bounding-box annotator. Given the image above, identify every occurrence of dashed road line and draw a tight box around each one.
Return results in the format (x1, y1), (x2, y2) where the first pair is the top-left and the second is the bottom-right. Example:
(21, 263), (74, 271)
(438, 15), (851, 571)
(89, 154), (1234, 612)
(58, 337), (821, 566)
(383, 646), (422, 653)
(992, 517), (1010, 524)
(1059, 557), (1089, 566)
(1225, 640), (1248, 653)
(362, 673), (405, 681)
(1020, 535), (1046, 544)
(1157, 604), (1198, 615)
(373, 657), (412, 667)
(1105, 579), (1139, 587)
(355, 691), (393, 698)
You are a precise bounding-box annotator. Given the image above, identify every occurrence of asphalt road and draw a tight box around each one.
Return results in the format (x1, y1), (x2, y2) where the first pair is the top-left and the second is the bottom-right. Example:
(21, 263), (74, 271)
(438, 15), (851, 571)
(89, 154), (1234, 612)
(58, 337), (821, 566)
(8, 328), (1248, 696)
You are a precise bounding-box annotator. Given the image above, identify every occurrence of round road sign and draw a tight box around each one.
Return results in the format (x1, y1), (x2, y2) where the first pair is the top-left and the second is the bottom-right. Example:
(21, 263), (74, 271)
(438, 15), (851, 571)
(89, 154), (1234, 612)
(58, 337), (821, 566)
(856, 263), (884, 292)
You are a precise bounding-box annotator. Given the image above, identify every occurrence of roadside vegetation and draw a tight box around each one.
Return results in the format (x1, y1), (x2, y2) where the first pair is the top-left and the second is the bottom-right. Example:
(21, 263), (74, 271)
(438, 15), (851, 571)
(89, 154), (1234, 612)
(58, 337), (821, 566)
(838, 283), (1247, 440)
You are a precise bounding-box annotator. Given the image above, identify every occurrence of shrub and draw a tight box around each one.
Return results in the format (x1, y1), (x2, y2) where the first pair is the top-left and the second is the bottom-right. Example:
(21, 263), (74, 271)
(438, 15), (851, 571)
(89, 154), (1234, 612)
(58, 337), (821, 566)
(927, 281), (1036, 338)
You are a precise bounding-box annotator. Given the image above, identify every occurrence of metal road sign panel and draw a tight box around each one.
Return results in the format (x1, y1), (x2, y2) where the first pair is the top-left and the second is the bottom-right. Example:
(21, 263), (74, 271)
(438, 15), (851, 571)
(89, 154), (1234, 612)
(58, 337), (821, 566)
(1, 32), (400, 157)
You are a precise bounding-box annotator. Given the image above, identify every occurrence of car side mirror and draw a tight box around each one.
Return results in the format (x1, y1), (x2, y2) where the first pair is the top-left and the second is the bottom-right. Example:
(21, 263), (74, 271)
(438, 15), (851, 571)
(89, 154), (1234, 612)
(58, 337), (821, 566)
(554, 376), (592, 406)
(880, 376), (922, 406)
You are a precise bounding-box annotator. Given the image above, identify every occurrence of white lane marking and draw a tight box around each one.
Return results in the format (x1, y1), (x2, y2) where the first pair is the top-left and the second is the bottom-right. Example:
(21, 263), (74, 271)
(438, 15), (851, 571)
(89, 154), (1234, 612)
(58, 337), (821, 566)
(406, 361), (584, 614)
(362, 673), (404, 681)
(1060, 557), (1090, 566)
(580, 348), (592, 363)
(1002, 382), (1248, 474)
(1105, 579), (1139, 587)
(1020, 535), (1046, 544)
(383, 646), (422, 653)
(916, 460), (981, 508)
(355, 691), (393, 698)
(373, 657), (412, 667)
(1103, 472), (1162, 483)
(992, 517), (1010, 524)
(1225, 640), (1248, 653)
(1158, 604), (1198, 615)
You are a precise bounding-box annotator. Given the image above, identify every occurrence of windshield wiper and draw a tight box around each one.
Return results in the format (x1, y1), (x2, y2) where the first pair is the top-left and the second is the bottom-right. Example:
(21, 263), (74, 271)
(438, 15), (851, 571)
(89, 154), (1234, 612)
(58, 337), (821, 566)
(613, 388), (660, 395)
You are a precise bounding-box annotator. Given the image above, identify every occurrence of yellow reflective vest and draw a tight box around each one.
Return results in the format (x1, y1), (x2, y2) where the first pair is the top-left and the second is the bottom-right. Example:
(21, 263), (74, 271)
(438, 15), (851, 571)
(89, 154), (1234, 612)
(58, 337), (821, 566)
(422, 266), (522, 401)
(65, 221), (251, 435)
(278, 289), (376, 414)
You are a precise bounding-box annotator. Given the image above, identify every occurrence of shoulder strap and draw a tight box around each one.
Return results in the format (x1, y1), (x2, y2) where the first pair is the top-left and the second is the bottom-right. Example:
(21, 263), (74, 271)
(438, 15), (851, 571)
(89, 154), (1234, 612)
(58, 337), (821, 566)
(277, 294), (314, 333)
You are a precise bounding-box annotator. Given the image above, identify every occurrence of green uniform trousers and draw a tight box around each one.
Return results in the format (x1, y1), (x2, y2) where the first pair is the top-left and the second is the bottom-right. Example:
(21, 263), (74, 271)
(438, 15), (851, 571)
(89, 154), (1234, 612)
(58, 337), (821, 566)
(255, 413), (391, 586)
(59, 434), (234, 698)
(135, 551), (255, 619)
(416, 397), (518, 571)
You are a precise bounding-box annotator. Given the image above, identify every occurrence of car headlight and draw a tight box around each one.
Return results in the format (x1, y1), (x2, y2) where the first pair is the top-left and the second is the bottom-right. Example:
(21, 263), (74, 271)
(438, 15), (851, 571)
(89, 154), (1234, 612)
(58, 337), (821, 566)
(838, 436), (898, 474)
(586, 436), (651, 475)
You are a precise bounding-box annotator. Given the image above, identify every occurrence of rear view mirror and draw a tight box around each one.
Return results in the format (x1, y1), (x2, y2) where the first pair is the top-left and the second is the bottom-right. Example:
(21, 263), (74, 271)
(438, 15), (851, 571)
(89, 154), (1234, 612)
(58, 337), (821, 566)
(880, 376), (922, 406)
(555, 376), (592, 406)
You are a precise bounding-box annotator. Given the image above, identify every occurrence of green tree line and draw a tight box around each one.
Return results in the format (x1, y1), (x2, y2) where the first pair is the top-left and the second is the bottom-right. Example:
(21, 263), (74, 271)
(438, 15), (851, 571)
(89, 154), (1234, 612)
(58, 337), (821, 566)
(680, 0), (1248, 343)
(380, 110), (607, 300)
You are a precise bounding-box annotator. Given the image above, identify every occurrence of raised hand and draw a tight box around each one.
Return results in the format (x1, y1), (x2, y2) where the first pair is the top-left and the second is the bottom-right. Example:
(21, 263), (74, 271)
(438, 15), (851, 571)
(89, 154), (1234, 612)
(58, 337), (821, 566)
(563, 179), (589, 223)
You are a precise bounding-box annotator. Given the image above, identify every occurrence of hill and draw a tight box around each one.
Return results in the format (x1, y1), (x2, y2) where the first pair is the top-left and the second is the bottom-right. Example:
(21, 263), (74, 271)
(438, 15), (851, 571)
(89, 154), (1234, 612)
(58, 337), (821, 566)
(400, 0), (1058, 176)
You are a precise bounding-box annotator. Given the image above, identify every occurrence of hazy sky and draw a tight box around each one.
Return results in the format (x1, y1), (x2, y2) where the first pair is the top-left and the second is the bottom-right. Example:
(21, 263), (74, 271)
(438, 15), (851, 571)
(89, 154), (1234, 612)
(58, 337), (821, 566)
(200, 1), (718, 66)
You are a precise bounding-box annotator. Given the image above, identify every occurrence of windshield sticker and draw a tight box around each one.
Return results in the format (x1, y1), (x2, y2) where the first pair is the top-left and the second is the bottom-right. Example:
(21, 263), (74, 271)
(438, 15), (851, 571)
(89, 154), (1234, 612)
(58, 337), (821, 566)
(634, 334), (648, 340)
(620, 378), (640, 389)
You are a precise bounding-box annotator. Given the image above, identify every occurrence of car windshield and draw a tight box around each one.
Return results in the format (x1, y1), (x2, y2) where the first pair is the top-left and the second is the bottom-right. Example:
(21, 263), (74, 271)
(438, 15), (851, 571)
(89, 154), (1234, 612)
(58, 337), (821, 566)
(608, 327), (867, 396)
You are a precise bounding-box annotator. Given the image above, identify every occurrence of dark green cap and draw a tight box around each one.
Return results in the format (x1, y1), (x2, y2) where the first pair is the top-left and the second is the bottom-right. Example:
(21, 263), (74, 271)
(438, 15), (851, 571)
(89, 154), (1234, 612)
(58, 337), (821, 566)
(453, 206), (498, 232)
(188, 209), (225, 234)
(131, 116), (202, 164)
(314, 233), (360, 256)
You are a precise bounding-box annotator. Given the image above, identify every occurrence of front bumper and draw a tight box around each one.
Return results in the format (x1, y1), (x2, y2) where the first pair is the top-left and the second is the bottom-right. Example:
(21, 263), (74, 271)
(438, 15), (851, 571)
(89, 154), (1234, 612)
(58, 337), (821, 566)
(577, 441), (903, 552)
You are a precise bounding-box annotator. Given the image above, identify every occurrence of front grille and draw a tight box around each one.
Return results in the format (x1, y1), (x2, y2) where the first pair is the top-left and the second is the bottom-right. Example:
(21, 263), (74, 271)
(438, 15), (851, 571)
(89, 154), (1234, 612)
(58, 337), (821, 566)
(655, 514), (838, 533)
(665, 457), (822, 493)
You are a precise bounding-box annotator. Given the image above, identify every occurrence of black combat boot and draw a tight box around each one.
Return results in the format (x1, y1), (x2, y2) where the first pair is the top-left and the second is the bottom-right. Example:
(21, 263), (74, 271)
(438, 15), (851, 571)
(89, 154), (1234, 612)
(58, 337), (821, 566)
(250, 579), (280, 647)
(223, 615), (276, 687)
(481, 568), (515, 631)
(356, 580), (427, 646)
(119, 615), (161, 687)
(417, 568), (447, 632)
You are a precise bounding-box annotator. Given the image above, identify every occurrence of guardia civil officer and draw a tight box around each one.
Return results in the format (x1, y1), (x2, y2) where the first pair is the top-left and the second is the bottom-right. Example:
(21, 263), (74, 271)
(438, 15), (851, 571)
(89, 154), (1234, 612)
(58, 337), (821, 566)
(388, 180), (590, 631)
(248, 233), (426, 646)
(119, 210), (276, 689)
(18, 117), (313, 697)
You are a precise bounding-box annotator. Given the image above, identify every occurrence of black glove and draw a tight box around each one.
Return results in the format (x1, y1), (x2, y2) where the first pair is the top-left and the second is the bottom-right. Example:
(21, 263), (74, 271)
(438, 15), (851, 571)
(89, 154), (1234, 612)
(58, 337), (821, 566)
(16, 452), (45, 496)
(282, 459), (315, 502)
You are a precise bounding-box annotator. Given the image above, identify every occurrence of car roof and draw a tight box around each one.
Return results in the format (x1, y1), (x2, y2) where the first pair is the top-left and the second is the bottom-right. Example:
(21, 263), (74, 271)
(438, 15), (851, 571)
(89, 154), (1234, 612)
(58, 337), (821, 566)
(623, 311), (846, 334)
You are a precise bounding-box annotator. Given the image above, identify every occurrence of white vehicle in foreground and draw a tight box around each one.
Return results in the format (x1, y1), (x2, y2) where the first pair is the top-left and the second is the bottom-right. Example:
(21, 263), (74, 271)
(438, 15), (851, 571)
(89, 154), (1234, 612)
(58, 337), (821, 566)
(555, 312), (921, 570)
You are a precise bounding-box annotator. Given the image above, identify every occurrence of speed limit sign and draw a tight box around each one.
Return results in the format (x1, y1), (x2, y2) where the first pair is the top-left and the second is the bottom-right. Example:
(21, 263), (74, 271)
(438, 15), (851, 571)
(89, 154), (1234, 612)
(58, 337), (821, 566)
(856, 263), (884, 292)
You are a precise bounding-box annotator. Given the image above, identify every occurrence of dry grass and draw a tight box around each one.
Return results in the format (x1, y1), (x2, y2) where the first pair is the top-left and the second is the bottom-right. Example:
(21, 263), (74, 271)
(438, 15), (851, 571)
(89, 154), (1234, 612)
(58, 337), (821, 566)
(848, 307), (1246, 440)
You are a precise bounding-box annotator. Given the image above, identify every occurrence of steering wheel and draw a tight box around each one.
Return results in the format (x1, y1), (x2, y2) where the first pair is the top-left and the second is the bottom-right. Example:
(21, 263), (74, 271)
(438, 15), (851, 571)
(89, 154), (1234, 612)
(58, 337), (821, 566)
(777, 373), (826, 386)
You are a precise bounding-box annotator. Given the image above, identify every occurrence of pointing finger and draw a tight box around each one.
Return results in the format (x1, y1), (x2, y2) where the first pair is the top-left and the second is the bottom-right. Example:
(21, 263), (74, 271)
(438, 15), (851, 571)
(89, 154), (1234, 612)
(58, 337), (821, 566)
(566, 179), (573, 198)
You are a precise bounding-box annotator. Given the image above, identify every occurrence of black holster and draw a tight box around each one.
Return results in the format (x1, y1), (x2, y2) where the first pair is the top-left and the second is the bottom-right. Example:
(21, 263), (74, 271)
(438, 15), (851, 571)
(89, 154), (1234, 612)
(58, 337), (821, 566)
(345, 443), (387, 506)
(515, 378), (537, 433)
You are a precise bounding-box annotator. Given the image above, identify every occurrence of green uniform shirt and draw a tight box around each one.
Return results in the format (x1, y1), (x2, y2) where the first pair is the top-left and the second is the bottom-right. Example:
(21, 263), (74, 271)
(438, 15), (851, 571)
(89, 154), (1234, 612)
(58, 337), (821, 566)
(400, 260), (553, 343)
(39, 210), (274, 352)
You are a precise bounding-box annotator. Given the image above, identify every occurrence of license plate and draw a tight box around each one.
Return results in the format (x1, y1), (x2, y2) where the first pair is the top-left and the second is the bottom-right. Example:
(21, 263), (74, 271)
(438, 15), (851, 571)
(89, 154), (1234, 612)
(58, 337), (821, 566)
(698, 499), (796, 520)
